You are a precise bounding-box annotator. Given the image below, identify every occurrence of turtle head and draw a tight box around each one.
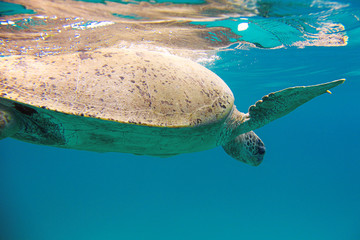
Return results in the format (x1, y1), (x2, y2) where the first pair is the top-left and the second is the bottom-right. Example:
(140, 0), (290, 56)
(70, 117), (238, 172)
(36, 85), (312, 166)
(0, 105), (21, 140)
(222, 131), (265, 166)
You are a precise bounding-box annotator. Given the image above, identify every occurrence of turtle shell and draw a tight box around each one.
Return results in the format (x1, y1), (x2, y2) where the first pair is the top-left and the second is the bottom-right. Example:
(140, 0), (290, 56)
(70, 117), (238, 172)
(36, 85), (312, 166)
(0, 48), (234, 127)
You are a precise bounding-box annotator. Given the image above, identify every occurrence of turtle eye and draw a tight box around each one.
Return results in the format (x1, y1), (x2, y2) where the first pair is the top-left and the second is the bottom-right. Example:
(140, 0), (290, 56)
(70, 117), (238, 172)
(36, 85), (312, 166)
(257, 145), (266, 155)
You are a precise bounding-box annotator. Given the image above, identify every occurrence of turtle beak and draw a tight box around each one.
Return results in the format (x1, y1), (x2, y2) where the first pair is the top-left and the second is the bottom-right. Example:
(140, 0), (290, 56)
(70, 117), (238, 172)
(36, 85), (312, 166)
(245, 144), (265, 166)
(252, 145), (266, 166)
(245, 136), (265, 166)
(258, 145), (266, 155)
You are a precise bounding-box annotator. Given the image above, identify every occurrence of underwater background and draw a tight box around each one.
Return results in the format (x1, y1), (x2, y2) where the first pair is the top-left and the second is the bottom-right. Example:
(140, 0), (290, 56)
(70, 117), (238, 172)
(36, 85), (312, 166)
(1, 0), (360, 239)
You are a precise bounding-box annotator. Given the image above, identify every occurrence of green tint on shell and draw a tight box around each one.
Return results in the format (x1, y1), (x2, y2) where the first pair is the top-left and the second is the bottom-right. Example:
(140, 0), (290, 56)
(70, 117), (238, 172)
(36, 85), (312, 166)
(0, 98), (225, 156)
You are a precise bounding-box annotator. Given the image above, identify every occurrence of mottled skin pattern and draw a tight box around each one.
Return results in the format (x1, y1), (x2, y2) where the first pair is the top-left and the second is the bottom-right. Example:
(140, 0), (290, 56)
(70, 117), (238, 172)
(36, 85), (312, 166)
(223, 131), (265, 166)
(0, 105), (20, 140)
(0, 48), (345, 165)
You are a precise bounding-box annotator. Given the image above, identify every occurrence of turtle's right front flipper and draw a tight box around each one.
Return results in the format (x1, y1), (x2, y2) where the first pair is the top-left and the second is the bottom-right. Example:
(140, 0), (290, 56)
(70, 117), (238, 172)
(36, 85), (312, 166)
(0, 105), (21, 140)
(242, 79), (345, 132)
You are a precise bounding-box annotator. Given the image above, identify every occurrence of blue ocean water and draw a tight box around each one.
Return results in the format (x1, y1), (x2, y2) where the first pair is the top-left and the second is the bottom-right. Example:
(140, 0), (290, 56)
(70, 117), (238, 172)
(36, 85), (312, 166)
(1, 0), (360, 239)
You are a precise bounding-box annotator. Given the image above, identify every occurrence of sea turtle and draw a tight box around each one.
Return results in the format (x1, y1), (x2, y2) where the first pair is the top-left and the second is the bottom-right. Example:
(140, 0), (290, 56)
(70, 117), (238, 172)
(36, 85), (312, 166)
(0, 48), (344, 166)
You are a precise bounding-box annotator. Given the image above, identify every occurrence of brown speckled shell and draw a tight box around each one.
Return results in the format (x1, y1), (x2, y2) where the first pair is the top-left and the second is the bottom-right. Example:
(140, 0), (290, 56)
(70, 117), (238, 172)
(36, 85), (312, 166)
(0, 48), (234, 127)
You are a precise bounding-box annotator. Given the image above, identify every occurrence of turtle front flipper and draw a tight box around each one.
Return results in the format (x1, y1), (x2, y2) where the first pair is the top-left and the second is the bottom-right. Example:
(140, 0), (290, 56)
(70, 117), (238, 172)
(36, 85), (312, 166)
(223, 131), (265, 166)
(0, 106), (21, 140)
(242, 79), (345, 132)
